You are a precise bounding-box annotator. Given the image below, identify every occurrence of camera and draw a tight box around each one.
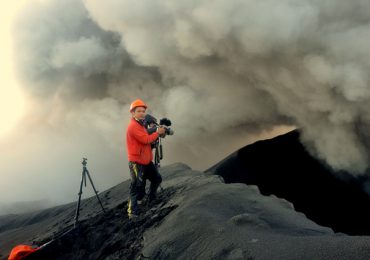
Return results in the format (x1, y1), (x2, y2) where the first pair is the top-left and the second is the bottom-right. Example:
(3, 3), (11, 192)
(159, 118), (174, 135)
(143, 114), (174, 167)
(144, 114), (174, 136)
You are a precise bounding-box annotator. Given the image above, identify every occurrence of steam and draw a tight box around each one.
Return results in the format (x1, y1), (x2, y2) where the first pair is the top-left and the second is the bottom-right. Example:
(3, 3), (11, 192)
(2, 0), (370, 210)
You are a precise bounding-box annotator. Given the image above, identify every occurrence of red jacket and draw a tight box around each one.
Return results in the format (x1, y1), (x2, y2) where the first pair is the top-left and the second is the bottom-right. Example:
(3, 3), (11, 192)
(126, 118), (159, 165)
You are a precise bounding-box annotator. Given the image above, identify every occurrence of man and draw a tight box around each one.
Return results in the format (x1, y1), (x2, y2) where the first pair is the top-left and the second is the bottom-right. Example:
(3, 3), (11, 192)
(126, 99), (166, 219)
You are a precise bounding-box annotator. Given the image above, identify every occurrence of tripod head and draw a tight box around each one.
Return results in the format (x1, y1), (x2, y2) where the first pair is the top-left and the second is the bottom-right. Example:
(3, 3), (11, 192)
(82, 158), (88, 167)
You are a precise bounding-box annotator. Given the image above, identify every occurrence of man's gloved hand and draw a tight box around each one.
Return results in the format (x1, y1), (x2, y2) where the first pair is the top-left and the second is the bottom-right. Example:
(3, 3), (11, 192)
(157, 126), (166, 135)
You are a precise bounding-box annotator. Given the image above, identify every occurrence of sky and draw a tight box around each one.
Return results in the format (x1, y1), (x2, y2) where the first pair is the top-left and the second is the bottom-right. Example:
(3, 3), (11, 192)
(1, 0), (370, 214)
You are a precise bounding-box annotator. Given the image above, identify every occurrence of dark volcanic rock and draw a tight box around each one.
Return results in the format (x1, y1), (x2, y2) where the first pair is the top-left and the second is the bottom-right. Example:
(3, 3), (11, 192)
(3, 163), (370, 259)
(207, 129), (370, 235)
(25, 188), (177, 260)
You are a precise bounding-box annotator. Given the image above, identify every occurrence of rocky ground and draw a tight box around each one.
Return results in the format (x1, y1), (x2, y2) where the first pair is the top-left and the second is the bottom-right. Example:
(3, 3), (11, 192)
(26, 188), (177, 259)
(1, 151), (370, 259)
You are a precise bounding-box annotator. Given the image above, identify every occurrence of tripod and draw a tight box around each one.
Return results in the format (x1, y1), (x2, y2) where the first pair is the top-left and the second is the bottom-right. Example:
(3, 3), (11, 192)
(153, 138), (164, 192)
(154, 137), (163, 168)
(74, 158), (106, 227)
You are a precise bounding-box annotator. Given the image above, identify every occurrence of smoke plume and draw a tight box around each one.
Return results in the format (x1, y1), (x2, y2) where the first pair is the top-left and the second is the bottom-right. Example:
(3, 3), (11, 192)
(82, 0), (370, 172)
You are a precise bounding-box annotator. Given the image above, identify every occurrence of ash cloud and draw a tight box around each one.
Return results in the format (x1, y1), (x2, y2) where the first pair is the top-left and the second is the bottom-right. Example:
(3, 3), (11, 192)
(83, 0), (370, 173)
(4, 0), (370, 209)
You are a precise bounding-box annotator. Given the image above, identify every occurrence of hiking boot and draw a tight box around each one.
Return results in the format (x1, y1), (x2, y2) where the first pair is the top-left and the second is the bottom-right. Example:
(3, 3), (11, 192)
(128, 213), (139, 220)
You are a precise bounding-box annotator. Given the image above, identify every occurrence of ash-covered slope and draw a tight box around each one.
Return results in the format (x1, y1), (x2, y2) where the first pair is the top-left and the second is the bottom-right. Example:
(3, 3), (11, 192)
(0, 180), (130, 259)
(141, 164), (370, 260)
(2, 163), (370, 259)
(207, 129), (370, 235)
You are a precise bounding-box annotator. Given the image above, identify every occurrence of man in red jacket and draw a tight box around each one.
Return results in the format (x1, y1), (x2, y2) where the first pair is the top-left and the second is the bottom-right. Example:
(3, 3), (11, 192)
(126, 99), (166, 219)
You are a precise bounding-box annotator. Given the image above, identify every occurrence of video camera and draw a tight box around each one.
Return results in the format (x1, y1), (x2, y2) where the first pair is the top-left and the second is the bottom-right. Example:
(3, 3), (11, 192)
(144, 114), (174, 136)
(144, 114), (174, 168)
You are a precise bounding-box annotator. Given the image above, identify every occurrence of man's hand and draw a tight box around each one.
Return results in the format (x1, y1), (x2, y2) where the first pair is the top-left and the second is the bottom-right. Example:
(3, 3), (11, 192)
(157, 126), (166, 135)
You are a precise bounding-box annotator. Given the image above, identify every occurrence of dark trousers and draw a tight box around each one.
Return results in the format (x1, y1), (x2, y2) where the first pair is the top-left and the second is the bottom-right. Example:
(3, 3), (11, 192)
(127, 161), (162, 215)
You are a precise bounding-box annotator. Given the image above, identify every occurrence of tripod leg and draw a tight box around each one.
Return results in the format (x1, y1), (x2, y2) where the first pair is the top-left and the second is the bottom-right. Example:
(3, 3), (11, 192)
(155, 165), (164, 192)
(85, 169), (106, 213)
(155, 146), (160, 167)
(159, 139), (163, 160)
(74, 171), (85, 226)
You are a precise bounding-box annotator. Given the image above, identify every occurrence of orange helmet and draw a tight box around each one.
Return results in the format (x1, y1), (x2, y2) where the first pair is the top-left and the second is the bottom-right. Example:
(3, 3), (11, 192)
(129, 99), (147, 112)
